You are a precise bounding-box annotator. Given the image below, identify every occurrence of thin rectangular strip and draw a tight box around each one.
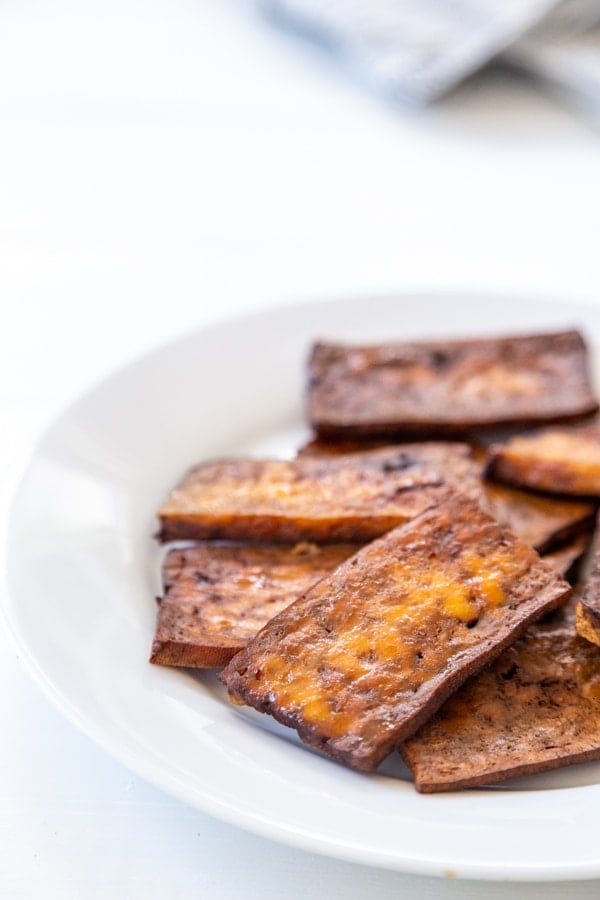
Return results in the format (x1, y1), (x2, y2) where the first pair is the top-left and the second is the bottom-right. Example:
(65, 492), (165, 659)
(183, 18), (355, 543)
(150, 542), (359, 668)
(402, 627), (600, 792)
(157, 447), (463, 544)
(487, 425), (600, 497)
(308, 330), (597, 437)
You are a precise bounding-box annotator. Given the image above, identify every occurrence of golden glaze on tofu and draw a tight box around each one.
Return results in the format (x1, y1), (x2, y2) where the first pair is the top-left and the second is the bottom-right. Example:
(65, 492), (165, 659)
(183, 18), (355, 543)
(150, 543), (358, 668)
(221, 492), (570, 771)
(402, 628), (600, 792)
(157, 449), (453, 544)
(487, 426), (600, 497)
(308, 331), (598, 437)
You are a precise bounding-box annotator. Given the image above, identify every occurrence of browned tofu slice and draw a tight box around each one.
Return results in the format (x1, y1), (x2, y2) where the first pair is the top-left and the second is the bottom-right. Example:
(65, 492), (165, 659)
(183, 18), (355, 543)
(157, 448), (457, 544)
(220, 492), (570, 772)
(308, 330), (597, 438)
(150, 542), (358, 668)
(487, 425), (600, 497)
(576, 513), (600, 647)
(298, 438), (595, 553)
(402, 627), (600, 792)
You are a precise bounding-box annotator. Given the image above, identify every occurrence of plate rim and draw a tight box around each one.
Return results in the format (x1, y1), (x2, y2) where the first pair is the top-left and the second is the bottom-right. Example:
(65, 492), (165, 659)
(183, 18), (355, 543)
(5, 292), (600, 882)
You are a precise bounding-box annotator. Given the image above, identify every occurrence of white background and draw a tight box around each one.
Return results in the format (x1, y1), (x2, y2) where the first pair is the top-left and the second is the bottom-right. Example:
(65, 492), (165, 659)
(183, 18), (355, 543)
(2, 0), (600, 896)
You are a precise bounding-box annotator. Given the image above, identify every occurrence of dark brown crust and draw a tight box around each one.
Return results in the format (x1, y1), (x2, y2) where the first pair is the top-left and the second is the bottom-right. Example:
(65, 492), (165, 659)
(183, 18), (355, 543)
(157, 447), (465, 544)
(149, 542), (358, 668)
(308, 331), (598, 437)
(220, 491), (570, 772)
(487, 425), (600, 497)
(402, 628), (600, 792)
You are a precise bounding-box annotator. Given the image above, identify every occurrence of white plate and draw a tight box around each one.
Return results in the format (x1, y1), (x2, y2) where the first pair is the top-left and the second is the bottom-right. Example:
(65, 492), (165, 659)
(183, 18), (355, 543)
(6, 294), (600, 882)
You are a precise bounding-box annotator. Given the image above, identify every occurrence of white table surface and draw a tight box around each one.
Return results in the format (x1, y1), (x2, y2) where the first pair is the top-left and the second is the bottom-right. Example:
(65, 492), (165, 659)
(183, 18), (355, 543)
(2, 1), (600, 896)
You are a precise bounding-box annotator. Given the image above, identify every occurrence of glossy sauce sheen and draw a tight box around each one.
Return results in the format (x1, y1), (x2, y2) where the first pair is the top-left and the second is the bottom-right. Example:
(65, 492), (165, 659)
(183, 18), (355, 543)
(221, 492), (570, 771)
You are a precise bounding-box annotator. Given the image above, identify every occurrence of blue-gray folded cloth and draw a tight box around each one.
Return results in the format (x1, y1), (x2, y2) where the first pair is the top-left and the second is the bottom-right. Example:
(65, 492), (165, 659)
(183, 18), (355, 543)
(509, 1), (600, 115)
(257, 0), (600, 108)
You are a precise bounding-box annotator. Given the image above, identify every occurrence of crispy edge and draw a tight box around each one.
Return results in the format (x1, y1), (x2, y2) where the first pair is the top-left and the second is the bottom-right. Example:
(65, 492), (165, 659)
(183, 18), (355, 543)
(404, 744), (600, 794)
(157, 508), (440, 544)
(150, 638), (240, 668)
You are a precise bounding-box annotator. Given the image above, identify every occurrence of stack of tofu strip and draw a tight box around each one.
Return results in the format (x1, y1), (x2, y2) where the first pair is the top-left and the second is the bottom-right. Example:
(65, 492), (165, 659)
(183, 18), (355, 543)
(152, 329), (600, 790)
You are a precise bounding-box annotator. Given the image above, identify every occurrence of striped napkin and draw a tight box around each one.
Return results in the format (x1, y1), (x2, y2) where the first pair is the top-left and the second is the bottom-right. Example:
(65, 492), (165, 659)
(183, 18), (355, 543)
(257, 0), (600, 109)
